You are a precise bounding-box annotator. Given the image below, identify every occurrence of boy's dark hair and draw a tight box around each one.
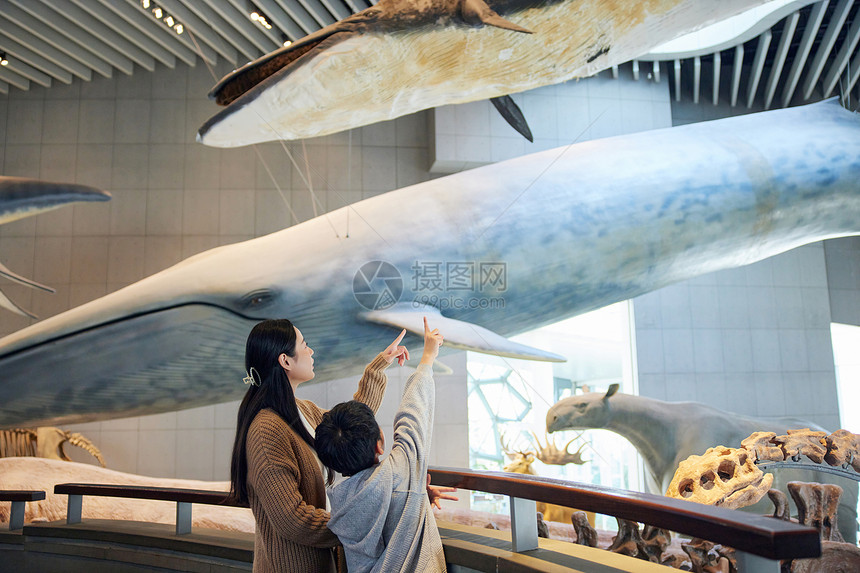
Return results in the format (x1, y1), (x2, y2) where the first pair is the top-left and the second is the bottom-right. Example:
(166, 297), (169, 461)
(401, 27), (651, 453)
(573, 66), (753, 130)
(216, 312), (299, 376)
(316, 400), (381, 477)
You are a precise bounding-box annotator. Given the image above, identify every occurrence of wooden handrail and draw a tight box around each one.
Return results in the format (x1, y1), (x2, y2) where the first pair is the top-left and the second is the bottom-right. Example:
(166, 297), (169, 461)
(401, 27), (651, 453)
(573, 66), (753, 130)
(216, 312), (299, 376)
(0, 490), (45, 503)
(51, 468), (822, 564)
(1, 489), (45, 531)
(54, 484), (245, 507)
(428, 467), (821, 561)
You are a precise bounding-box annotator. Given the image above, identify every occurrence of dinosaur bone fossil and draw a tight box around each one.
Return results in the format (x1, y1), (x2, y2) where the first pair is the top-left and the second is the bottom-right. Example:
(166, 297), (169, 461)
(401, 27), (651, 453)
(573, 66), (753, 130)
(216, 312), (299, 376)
(788, 481), (844, 543)
(665, 446), (774, 510)
(741, 428), (860, 474)
(773, 482), (860, 573)
(0, 427), (105, 467)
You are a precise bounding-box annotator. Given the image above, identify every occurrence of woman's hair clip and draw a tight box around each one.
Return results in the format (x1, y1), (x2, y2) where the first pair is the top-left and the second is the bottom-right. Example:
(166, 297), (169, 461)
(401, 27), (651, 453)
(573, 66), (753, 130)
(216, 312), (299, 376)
(243, 367), (261, 386)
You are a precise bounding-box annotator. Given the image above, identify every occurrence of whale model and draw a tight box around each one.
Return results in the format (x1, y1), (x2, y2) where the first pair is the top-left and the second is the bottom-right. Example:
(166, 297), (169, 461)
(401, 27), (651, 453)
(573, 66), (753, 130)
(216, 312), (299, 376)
(1, 100), (858, 428)
(197, 0), (771, 147)
(0, 177), (111, 318)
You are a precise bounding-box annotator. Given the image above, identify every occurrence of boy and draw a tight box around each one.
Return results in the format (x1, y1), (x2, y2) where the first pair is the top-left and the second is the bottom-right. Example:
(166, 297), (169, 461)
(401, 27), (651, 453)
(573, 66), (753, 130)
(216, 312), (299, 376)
(315, 317), (447, 573)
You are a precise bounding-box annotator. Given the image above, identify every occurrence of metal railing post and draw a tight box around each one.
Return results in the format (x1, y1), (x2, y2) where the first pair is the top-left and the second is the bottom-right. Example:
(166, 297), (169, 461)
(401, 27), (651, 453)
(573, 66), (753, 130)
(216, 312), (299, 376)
(175, 502), (192, 534)
(9, 501), (25, 530)
(66, 494), (82, 524)
(509, 496), (538, 552)
(735, 550), (781, 572)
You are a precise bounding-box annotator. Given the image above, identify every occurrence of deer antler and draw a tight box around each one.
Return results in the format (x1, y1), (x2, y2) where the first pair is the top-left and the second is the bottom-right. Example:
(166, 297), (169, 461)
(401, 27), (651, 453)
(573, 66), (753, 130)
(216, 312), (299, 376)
(500, 431), (535, 459)
(531, 431), (588, 465)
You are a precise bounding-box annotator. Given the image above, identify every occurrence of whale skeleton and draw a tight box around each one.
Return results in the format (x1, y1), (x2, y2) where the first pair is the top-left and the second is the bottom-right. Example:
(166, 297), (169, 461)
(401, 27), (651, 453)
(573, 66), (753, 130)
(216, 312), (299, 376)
(0, 100), (858, 428)
(0, 177), (111, 318)
(197, 0), (772, 147)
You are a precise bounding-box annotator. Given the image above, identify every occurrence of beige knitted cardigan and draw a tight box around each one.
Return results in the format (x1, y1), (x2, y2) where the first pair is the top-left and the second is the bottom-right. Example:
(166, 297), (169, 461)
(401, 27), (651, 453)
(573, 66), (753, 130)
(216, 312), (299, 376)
(246, 354), (390, 573)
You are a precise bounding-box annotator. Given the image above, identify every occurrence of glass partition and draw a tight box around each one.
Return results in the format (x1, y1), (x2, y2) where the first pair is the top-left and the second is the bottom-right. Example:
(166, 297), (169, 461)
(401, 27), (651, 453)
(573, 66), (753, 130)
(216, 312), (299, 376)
(467, 301), (641, 530)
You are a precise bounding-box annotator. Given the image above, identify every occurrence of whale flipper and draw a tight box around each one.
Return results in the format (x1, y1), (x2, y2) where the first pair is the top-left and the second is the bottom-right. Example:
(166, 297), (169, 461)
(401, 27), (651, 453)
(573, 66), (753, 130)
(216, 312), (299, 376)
(491, 95), (534, 142)
(362, 303), (565, 362)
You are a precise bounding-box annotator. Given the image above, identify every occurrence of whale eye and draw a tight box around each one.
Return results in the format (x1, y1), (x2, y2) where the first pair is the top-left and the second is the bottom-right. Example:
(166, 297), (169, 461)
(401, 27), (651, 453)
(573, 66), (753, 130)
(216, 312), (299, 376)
(240, 289), (275, 310)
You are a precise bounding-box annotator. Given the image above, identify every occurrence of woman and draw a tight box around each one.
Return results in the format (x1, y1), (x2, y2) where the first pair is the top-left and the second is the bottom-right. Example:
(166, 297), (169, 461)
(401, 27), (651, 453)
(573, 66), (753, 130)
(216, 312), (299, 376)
(229, 318), (409, 572)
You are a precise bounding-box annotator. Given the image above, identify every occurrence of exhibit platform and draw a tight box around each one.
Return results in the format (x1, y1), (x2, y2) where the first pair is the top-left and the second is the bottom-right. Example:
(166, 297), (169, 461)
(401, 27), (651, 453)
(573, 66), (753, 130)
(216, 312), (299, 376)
(0, 518), (672, 573)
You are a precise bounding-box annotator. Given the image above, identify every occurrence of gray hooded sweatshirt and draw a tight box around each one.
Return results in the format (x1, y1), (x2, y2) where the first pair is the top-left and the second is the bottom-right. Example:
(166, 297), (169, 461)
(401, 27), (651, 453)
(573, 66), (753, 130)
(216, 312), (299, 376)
(326, 363), (446, 573)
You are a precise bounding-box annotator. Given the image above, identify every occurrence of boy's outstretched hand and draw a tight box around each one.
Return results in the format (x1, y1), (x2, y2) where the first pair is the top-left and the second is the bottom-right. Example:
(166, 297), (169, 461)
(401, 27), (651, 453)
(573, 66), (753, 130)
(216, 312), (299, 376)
(420, 317), (443, 365)
(382, 328), (409, 366)
(426, 474), (458, 510)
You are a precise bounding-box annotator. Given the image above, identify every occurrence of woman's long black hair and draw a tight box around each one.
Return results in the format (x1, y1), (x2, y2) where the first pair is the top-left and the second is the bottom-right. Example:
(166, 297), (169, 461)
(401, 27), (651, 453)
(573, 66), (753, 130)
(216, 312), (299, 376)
(228, 319), (317, 505)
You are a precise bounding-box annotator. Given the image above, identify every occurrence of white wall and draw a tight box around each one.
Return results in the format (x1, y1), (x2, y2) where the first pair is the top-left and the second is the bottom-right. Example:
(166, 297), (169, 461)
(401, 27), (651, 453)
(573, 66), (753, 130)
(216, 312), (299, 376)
(633, 243), (841, 431)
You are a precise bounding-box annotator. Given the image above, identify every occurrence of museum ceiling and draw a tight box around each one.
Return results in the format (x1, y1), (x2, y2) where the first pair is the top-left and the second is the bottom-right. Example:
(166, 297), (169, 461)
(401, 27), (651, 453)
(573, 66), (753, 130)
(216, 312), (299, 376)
(0, 0), (857, 108)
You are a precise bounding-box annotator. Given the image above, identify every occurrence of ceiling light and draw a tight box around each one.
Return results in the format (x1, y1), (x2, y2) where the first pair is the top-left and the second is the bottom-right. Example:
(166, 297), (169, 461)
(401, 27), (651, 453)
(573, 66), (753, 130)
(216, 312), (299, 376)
(141, 1), (183, 35)
(284, 40), (292, 47)
(0, 54), (8, 66)
(250, 11), (272, 30)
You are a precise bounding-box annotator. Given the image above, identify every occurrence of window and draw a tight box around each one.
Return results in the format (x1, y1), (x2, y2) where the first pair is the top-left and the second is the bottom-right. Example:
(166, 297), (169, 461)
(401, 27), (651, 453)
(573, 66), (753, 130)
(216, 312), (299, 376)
(467, 302), (641, 530)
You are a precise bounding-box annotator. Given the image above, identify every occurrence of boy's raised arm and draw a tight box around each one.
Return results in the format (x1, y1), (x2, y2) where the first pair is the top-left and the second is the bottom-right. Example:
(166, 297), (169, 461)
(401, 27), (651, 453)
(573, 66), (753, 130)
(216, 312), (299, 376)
(353, 329), (409, 413)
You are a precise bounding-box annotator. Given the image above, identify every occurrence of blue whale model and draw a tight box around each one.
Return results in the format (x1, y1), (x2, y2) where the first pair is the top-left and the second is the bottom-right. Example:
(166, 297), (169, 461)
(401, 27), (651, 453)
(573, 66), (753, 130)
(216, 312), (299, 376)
(1, 100), (858, 427)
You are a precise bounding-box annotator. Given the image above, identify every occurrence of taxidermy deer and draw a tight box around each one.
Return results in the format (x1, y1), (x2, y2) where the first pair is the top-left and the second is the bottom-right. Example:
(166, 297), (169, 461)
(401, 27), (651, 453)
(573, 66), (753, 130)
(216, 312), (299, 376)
(500, 432), (592, 524)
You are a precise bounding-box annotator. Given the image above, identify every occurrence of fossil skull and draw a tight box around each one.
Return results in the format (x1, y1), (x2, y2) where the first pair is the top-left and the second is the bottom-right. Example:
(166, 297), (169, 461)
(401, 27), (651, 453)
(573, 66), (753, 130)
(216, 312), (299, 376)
(666, 446), (773, 510)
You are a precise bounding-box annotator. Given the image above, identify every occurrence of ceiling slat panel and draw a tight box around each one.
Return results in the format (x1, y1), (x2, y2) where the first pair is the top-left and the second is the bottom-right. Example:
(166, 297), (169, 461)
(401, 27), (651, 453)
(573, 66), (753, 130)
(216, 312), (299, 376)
(0, 80), (8, 94)
(342, 0), (364, 14)
(822, 13), (860, 97)
(0, 31), (73, 83)
(99, 0), (196, 68)
(0, 0), (113, 80)
(225, 0), (284, 48)
(801, 0), (854, 99)
(845, 44), (860, 92)
(673, 59), (681, 102)
(730, 45), (744, 106)
(296, 0), (338, 27)
(746, 30), (772, 107)
(0, 19), (92, 81)
(763, 12), (799, 109)
(781, 0), (829, 107)
(692, 55), (700, 103)
(712, 52), (720, 105)
(150, 0), (233, 65)
(180, 0), (259, 61)
(75, 0), (178, 69)
(0, 65), (30, 90)
(2, 55), (52, 87)
(199, 0), (275, 54)
(317, 0), (350, 21)
(0, 1), (112, 78)
(40, 0), (157, 72)
(269, 0), (319, 37)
